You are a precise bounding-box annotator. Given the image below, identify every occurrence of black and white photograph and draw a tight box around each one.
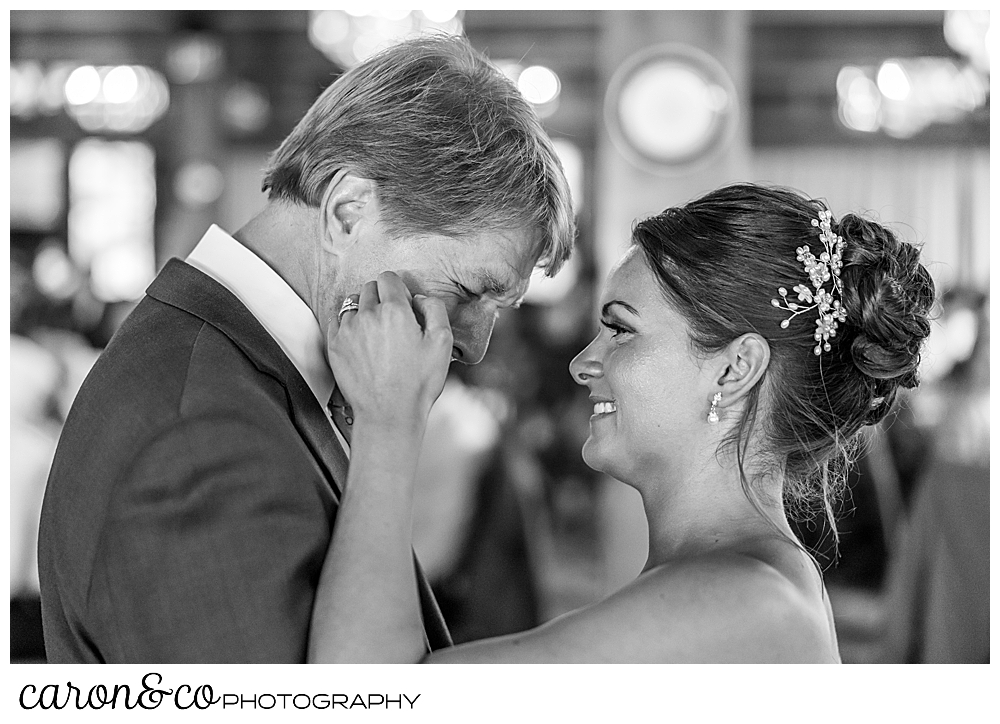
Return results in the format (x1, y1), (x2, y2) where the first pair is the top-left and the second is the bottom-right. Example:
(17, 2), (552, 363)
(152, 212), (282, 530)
(8, 6), (990, 696)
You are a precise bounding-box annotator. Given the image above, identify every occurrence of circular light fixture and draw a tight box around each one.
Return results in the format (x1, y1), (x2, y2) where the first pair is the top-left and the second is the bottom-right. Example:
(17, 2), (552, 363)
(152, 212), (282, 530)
(604, 44), (739, 175)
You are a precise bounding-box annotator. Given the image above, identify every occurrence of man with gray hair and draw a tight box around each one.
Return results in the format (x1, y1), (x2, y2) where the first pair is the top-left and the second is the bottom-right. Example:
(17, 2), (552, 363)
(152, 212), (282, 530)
(39, 34), (575, 663)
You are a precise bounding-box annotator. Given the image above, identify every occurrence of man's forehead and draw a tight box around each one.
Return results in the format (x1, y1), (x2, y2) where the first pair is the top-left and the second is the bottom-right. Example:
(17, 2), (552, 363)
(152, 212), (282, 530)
(441, 227), (541, 298)
(491, 226), (545, 267)
(479, 229), (540, 277)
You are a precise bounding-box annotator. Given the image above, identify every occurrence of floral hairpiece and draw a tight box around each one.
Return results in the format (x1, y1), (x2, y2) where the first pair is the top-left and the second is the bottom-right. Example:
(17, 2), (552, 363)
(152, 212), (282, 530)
(771, 208), (847, 355)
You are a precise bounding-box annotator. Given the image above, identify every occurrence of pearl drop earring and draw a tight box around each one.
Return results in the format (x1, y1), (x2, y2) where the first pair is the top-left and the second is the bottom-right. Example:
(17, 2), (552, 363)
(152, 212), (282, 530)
(707, 392), (722, 424)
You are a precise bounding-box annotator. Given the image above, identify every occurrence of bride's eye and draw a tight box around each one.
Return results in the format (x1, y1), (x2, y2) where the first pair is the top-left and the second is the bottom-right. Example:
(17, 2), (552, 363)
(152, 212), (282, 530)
(600, 319), (631, 338)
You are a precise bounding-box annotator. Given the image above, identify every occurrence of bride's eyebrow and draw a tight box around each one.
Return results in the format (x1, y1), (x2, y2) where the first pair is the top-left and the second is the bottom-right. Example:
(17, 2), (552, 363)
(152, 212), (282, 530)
(601, 300), (639, 318)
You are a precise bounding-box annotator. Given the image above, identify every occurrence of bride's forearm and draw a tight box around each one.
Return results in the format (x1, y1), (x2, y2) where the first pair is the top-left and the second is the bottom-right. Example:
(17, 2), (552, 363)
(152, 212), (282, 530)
(308, 415), (428, 663)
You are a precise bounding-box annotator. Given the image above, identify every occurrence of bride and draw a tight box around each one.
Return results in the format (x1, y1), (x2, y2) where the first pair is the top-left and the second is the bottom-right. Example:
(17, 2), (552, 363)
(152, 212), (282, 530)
(308, 183), (935, 663)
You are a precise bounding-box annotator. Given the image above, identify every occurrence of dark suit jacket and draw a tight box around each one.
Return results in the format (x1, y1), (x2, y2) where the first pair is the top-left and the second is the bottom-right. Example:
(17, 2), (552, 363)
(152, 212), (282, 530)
(38, 259), (451, 662)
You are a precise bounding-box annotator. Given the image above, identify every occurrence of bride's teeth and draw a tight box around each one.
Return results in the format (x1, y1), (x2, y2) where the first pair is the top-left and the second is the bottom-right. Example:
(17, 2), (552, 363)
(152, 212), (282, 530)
(593, 402), (617, 415)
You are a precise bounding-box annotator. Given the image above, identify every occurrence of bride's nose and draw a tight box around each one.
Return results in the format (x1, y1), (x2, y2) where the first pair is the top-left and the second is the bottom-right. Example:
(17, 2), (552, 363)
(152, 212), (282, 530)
(569, 337), (602, 385)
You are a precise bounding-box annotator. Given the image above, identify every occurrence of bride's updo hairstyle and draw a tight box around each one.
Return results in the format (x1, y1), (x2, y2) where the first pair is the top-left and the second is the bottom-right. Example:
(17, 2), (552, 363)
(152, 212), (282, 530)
(632, 183), (935, 533)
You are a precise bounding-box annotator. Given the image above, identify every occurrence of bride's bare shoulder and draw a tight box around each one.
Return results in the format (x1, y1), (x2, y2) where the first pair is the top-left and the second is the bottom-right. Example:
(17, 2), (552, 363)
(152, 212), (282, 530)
(623, 546), (833, 662)
(427, 545), (837, 663)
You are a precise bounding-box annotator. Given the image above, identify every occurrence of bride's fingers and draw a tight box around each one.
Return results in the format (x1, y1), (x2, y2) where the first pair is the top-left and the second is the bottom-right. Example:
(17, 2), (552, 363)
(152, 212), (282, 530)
(358, 279), (380, 312)
(375, 271), (412, 307)
(412, 295), (452, 341)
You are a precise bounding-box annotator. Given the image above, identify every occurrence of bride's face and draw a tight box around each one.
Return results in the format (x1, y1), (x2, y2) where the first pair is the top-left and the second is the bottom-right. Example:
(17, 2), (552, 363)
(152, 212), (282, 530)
(569, 247), (716, 484)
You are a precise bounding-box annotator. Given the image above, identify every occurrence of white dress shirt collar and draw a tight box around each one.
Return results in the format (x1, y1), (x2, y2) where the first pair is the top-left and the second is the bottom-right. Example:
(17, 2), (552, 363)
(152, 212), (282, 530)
(185, 224), (336, 409)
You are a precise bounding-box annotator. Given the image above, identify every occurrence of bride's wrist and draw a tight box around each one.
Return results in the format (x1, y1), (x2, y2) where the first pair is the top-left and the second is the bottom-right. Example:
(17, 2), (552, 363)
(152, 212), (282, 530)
(350, 409), (428, 441)
(345, 414), (426, 495)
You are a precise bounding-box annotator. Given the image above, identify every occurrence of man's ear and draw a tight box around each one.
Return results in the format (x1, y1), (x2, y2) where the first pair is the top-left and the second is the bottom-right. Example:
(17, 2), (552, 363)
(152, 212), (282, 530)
(711, 333), (770, 409)
(320, 170), (377, 256)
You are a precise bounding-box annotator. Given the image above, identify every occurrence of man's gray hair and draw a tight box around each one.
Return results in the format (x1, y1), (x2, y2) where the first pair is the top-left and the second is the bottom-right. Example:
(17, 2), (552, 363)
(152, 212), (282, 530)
(263, 34), (575, 275)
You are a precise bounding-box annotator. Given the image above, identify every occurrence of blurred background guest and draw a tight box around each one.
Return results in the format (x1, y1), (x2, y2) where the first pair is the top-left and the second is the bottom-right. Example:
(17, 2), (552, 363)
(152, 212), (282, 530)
(9, 329), (61, 663)
(877, 288), (990, 662)
(9, 9), (989, 663)
(10, 251), (101, 661)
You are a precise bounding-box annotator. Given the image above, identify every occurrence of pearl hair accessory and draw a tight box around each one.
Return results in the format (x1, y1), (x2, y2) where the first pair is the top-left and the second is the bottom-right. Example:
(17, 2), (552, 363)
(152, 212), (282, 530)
(771, 208), (848, 355)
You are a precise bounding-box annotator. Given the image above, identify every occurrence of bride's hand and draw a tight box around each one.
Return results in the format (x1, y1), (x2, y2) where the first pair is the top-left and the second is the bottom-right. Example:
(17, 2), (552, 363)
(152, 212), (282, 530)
(327, 271), (453, 429)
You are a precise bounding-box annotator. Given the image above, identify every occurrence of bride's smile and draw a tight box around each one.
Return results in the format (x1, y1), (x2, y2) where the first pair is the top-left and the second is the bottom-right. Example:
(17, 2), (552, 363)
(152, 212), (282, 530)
(590, 399), (617, 416)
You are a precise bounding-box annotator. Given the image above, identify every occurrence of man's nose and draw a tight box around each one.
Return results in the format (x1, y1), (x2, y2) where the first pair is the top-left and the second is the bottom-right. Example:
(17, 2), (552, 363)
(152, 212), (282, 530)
(450, 308), (496, 365)
(569, 336), (603, 384)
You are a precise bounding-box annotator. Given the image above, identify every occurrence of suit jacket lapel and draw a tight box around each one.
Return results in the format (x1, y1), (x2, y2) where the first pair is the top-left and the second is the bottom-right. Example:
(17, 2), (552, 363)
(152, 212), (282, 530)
(146, 259), (348, 502)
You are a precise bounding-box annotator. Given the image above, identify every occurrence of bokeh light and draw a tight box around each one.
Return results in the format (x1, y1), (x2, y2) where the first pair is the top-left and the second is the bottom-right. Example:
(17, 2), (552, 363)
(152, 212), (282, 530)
(102, 65), (138, 104)
(518, 65), (561, 105)
(379, 8), (411, 21)
(422, 8), (459, 24)
(311, 10), (351, 45)
(63, 65), (170, 134)
(32, 242), (80, 301)
(944, 9), (990, 72)
(165, 35), (224, 84)
(64, 65), (101, 105)
(837, 53), (988, 137)
(173, 161), (225, 207)
(308, 9), (464, 68)
(877, 61), (911, 101)
(840, 74), (881, 132)
(222, 81), (271, 134)
(68, 138), (156, 302)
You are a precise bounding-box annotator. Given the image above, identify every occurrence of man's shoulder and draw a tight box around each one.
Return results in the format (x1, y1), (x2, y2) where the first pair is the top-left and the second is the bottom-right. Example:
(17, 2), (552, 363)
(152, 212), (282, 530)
(75, 303), (257, 422)
(51, 289), (298, 501)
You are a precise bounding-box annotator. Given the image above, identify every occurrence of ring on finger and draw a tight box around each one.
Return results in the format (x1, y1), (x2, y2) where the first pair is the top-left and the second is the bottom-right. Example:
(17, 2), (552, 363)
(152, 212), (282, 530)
(337, 295), (361, 322)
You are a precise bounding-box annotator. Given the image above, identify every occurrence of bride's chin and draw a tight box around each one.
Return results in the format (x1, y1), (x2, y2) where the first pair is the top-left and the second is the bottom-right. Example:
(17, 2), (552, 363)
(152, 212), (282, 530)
(582, 443), (637, 487)
(581, 440), (612, 475)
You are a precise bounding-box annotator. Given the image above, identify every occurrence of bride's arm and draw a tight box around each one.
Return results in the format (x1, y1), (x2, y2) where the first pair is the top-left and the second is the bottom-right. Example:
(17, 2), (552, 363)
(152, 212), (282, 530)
(308, 272), (452, 663)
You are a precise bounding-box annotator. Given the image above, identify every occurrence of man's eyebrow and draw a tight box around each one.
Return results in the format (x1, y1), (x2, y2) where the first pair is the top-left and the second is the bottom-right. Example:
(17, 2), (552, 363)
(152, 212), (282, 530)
(601, 300), (639, 317)
(474, 270), (512, 297)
